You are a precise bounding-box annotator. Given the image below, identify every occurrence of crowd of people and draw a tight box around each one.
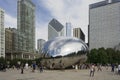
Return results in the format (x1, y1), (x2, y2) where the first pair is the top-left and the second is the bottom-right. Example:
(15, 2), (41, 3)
(20, 62), (44, 74)
(111, 64), (120, 75)
(72, 63), (120, 77)
(89, 63), (120, 77)
(0, 63), (7, 71)
(0, 62), (120, 76)
(0, 61), (44, 74)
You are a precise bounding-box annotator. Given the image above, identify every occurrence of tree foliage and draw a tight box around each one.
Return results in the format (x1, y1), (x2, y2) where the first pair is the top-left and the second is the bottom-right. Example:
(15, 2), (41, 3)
(87, 48), (120, 64)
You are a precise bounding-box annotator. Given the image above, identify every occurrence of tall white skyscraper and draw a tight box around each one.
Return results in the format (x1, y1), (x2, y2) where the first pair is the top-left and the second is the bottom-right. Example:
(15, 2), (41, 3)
(48, 18), (64, 40)
(0, 8), (5, 58)
(66, 22), (72, 37)
(89, 0), (120, 50)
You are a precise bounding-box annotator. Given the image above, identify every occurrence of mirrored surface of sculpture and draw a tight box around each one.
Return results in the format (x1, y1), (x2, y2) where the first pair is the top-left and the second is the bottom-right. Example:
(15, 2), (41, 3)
(41, 37), (88, 69)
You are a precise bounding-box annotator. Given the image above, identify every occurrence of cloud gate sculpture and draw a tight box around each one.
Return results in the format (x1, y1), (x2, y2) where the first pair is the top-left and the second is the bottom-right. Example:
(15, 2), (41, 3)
(41, 37), (88, 69)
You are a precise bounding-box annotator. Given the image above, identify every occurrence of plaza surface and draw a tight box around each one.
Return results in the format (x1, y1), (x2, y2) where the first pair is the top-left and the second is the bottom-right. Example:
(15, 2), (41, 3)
(0, 67), (120, 80)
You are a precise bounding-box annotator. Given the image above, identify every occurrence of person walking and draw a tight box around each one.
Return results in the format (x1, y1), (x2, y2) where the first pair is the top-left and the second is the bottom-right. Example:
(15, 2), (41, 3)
(90, 64), (95, 77)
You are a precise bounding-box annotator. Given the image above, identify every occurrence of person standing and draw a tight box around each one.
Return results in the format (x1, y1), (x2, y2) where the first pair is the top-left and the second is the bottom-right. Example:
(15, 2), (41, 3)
(40, 64), (43, 73)
(25, 63), (29, 70)
(111, 64), (115, 72)
(32, 63), (36, 72)
(97, 64), (102, 71)
(118, 64), (120, 75)
(20, 63), (24, 74)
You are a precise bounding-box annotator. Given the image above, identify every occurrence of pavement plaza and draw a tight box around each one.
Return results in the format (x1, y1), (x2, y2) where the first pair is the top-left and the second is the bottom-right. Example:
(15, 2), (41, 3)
(0, 67), (120, 80)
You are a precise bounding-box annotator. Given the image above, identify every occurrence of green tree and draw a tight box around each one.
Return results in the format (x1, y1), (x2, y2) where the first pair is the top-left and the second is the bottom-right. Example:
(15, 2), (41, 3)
(97, 48), (108, 64)
(87, 49), (98, 64)
(0, 57), (6, 64)
(113, 50), (120, 64)
(106, 48), (115, 64)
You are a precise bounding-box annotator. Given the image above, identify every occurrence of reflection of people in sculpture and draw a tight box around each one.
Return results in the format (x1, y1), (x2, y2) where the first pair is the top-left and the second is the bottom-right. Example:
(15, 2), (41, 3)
(59, 60), (63, 69)
(52, 63), (55, 69)
(75, 65), (78, 70)
(40, 64), (43, 73)
(60, 61), (64, 70)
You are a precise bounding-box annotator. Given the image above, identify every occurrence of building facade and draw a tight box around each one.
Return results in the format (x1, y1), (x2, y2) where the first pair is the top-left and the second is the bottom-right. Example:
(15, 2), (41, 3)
(5, 28), (38, 60)
(89, 0), (120, 50)
(37, 39), (46, 54)
(17, 0), (35, 53)
(66, 22), (72, 37)
(0, 8), (5, 58)
(73, 28), (85, 42)
(48, 18), (64, 40)
(5, 28), (13, 58)
(5, 28), (19, 59)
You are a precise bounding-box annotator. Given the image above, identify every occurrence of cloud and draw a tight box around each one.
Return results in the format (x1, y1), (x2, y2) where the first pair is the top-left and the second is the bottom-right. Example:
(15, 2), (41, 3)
(3, 0), (104, 49)
(5, 13), (17, 28)
(36, 22), (48, 41)
(39, 0), (103, 42)
(35, 21), (48, 48)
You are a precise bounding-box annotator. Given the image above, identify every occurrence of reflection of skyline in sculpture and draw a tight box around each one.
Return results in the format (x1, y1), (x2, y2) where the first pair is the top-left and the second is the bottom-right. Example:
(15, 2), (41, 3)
(41, 37), (88, 69)
(42, 37), (88, 57)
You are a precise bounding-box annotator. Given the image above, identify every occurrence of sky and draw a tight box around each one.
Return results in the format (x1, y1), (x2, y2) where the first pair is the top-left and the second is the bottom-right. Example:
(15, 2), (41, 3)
(0, 0), (103, 48)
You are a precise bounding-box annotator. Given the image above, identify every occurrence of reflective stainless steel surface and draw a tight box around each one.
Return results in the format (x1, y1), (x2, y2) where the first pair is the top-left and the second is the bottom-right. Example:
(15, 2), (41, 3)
(42, 37), (88, 57)
(41, 37), (88, 69)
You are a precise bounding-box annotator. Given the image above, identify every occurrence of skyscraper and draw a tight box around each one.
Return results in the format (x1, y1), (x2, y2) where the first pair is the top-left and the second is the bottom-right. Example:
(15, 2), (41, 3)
(5, 27), (37, 60)
(37, 39), (46, 54)
(66, 22), (72, 37)
(73, 28), (85, 42)
(17, 0), (35, 53)
(89, 0), (120, 50)
(48, 18), (64, 40)
(0, 8), (5, 58)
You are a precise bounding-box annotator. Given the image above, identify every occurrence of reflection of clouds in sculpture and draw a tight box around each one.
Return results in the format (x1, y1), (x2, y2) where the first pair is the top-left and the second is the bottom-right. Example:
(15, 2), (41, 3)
(42, 37), (88, 57)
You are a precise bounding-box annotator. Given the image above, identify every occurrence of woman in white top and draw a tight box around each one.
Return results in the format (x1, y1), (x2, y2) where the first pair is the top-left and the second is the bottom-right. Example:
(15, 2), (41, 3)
(25, 63), (29, 70)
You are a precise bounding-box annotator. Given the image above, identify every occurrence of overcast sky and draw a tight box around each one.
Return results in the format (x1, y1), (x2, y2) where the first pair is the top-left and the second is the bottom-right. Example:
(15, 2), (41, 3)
(0, 0), (103, 48)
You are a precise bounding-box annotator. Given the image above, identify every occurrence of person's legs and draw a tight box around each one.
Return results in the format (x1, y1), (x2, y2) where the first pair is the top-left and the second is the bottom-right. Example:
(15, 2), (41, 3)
(21, 69), (23, 74)
(118, 70), (120, 75)
(90, 71), (92, 77)
(92, 71), (94, 77)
